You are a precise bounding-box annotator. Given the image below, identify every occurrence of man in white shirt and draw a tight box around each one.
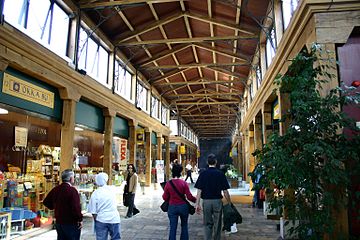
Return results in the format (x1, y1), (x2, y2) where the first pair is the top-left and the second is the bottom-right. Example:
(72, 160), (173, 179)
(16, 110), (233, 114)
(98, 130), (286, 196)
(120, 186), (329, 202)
(185, 161), (194, 183)
(88, 172), (121, 240)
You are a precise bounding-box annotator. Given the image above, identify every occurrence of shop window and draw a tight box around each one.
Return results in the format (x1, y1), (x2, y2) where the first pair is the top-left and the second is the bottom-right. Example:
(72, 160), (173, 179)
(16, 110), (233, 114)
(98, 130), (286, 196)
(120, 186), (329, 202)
(249, 83), (254, 102)
(78, 27), (110, 88)
(256, 65), (262, 89)
(161, 104), (169, 125)
(136, 82), (148, 112)
(282, 0), (299, 30)
(73, 129), (104, 168)
(3, 0), (70, 59)
(0, 110), (61, 174)
(114, 59), (133, 102)
(169, 120), (178, 135)
(151, 95), (160, 119)
(266, 27), (276, 68)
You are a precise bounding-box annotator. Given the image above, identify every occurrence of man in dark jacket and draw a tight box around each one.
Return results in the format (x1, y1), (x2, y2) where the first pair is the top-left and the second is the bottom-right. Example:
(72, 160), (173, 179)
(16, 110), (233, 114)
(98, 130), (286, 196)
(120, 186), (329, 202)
(44, 169), (83, 240)
(195, 154), (232, 240)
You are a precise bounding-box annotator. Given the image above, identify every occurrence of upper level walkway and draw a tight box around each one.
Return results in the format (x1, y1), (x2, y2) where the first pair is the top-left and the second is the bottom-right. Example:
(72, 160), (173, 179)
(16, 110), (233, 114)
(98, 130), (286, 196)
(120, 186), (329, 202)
(26, 179), (280, 240)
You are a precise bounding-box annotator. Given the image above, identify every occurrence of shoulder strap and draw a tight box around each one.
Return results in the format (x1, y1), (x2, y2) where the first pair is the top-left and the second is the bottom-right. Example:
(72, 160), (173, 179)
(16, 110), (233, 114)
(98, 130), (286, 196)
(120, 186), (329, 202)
(169, 180), (187, 202)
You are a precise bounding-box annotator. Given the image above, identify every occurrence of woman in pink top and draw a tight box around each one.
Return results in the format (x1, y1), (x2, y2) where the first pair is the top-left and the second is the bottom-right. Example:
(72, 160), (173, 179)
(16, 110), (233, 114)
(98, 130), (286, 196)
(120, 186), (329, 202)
(162, 163), (196, 240)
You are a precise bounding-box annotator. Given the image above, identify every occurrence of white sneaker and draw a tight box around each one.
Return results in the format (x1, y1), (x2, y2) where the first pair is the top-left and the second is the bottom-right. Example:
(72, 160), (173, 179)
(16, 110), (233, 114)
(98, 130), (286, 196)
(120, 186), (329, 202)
(231, 223), (238, 233)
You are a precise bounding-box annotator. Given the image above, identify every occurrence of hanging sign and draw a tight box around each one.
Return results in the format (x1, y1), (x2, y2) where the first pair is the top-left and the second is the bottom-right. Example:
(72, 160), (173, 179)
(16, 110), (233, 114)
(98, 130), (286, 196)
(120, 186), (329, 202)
(179, 145), (186, 154)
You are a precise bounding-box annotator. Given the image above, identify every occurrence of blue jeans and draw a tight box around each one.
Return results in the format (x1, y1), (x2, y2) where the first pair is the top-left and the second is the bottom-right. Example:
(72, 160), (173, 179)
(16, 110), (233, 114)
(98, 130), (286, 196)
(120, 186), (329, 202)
(55, 223), (81, 240)
(94, 220), (121, 240)
(167, 203), (189, 240)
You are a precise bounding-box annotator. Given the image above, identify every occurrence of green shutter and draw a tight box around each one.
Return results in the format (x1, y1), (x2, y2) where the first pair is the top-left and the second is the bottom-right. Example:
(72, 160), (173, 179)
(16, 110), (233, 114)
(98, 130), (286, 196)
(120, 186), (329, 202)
(113, 116), (129, 138)
(151, 131), (157, 145)
(75, 100), (104, 132)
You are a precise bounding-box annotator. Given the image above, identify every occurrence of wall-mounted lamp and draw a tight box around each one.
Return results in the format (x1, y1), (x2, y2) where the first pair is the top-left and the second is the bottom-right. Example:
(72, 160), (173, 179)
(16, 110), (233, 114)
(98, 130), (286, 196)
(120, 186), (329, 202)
(113, 136), (121, 140)
(0, 108), (8, 114)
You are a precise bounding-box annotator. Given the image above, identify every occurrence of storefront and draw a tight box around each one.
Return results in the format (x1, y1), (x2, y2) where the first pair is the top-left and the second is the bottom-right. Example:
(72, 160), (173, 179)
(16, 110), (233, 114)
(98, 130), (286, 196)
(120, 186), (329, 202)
(0, 67), (62, 234)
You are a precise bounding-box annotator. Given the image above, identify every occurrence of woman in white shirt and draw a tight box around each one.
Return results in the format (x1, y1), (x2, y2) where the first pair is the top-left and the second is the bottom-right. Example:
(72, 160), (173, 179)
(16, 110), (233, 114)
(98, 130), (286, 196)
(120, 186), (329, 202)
(88, 172), (121, 240)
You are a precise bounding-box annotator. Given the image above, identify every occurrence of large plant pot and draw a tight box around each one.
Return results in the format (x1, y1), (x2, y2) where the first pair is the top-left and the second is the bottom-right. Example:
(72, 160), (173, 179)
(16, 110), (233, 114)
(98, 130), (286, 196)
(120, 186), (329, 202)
(228, 178), (238, 188)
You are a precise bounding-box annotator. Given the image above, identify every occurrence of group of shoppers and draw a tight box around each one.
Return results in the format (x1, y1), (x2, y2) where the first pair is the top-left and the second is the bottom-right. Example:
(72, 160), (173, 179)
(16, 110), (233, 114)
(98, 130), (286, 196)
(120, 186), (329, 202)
(43, 164), (138, 240)
(163, 153), (232, 240)
(43, 153), (232, 240)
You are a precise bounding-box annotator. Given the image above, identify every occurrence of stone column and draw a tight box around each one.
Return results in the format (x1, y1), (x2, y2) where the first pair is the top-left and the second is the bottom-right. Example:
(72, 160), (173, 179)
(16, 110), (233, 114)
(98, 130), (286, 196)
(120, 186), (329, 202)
(128, 120), (137, 165)
(253, 116), (262, 165)
(248, 125), (255, 189)
(145, 128), (152, 186)
(59, 88), (80, 172)
(157, 133), (162, 160)
(262, 103), (273, 144)
(103, 108), (116, 184)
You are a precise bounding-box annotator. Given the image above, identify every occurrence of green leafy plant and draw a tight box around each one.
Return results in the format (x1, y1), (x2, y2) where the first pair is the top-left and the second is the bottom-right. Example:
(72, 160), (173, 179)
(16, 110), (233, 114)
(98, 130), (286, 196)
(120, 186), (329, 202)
(249, 44), (360, 239)
(225, 164), (241, 179)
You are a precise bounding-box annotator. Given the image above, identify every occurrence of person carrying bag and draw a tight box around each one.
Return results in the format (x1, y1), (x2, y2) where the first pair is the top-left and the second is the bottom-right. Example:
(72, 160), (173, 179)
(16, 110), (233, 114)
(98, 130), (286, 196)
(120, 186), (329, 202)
(162, 164), (196, 240)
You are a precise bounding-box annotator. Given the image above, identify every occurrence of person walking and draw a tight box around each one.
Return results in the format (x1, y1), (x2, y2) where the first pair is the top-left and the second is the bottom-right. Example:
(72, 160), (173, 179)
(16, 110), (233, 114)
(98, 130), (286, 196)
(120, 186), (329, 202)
(194, 154), (232, 240)
(124, 164), (140, 218)
(43, 169), (83, 240)
(184, 161), (194, 183)
(162, 163), (196, 240)
(88, 172), (121, 240)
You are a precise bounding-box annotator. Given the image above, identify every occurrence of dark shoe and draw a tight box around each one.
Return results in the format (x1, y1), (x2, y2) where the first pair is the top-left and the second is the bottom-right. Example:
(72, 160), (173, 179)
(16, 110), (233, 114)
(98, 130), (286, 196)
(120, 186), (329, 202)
(133, 208), (140, 216)
(124, 215), (132, 219)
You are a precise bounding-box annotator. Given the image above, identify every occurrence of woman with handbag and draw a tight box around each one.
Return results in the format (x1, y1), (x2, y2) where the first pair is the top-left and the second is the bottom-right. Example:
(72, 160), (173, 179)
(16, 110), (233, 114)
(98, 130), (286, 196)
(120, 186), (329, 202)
(124, 164), (140, 218)
(162, 163), (196, 240)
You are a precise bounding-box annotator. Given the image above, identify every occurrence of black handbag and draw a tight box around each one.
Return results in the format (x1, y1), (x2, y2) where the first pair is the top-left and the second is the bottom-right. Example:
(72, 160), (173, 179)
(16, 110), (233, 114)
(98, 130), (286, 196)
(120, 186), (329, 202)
(160, 201), (169, 212)
(123, 192), (130, 207)
(169, 180), (196, 215)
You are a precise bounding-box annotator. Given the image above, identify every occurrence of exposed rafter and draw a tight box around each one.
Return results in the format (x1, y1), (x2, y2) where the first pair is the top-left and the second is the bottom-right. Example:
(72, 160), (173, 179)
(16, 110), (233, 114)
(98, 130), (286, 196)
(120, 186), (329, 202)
(80, 0), (182, 9)
(140, 62), (250, 70)
(117, 35), (257, 46)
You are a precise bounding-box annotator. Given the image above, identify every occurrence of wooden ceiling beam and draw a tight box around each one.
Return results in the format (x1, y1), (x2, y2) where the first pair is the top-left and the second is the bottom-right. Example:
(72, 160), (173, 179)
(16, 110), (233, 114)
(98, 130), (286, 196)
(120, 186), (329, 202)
(115, 11), (184, 44)
(136, 44), (190, 66)
(182, 113), (235, 117)
(118, 35), (257, 46)
(148, 68), (188, 84)
(167, 92), (240, 98)
(193, 43), (249, 62)
(184, 12), (255, 36)
(80, 0), (182, 9)
(140, 62), (250, 70)
(175, 101), (238, 106)
(157, 79), (245, 86)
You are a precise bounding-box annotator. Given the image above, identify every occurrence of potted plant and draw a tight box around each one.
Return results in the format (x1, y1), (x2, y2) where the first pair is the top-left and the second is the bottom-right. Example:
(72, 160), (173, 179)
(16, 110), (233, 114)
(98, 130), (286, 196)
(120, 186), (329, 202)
(225, 164), (240, 188)
(249, 44), (360, 239)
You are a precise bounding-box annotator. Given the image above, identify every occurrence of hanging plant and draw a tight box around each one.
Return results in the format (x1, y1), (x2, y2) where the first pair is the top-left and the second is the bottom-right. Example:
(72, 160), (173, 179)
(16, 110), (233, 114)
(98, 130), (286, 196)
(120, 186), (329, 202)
(249, 44), (360, 239)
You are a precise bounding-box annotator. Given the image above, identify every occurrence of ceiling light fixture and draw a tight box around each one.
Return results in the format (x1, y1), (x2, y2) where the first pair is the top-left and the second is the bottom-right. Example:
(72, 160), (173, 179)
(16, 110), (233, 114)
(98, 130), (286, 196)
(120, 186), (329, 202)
(0, 108), (9, 114)
(75, 126), (84, 131)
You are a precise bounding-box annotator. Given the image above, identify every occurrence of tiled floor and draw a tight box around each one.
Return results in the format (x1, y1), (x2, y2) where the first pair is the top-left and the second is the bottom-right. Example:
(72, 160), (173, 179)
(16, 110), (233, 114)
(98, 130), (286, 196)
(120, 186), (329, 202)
(24, 181), (280, 240)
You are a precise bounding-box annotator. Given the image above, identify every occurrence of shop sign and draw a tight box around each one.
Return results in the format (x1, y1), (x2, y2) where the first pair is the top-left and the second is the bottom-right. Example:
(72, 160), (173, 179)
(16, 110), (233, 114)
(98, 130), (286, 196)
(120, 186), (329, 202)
(120, 138), (127, 161)
(2, 73), (55, 109)
(273, 101), (280, 120)
(179, 145), (186, 154)
(136, 128), (144, 144)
